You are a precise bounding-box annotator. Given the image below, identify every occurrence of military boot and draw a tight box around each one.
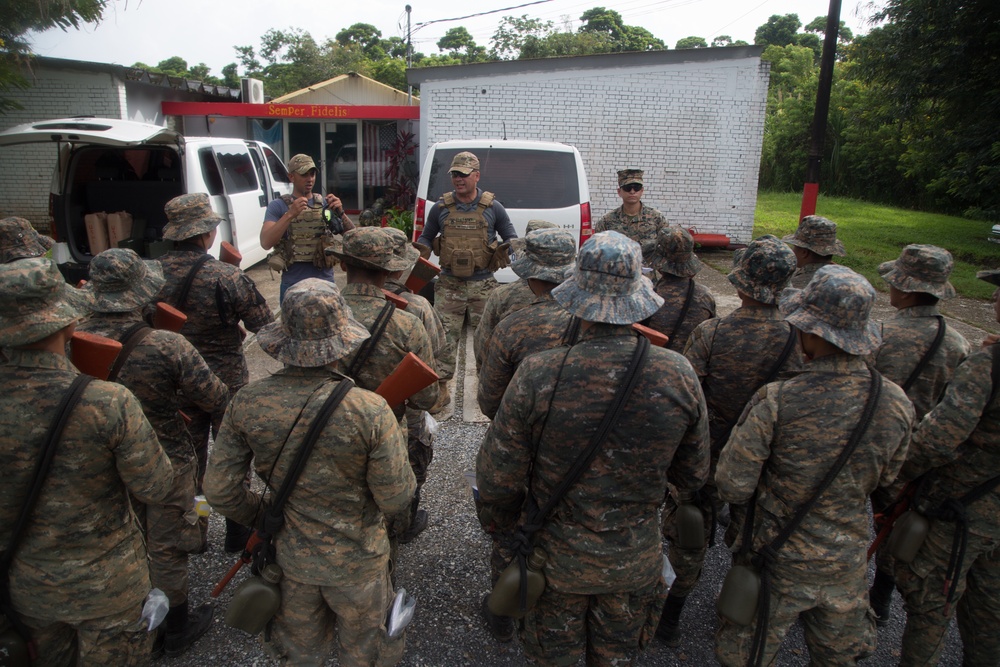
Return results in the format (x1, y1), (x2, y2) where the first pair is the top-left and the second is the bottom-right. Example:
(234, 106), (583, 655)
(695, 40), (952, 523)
(655, 593), (687, 648)
(869, 569), (895, 627)
(163, 601), (215, 658)
(398, 496), (429, 544)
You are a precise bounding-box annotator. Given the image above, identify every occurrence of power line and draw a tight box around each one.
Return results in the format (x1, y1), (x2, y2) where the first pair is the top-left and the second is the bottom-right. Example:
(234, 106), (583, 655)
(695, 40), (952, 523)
(412, 0), (554, 33)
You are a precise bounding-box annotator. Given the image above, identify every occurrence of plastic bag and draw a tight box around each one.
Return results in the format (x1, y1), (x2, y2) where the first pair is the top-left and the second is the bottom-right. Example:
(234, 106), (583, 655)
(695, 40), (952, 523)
(386, 587), (416, 638)
(141, 588), (169, 631)
(662, 555), (677, 591)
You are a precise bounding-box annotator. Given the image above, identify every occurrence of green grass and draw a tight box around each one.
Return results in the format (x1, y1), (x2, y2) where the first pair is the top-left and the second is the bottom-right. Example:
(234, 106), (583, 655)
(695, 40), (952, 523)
(753, 192), (1000, 300)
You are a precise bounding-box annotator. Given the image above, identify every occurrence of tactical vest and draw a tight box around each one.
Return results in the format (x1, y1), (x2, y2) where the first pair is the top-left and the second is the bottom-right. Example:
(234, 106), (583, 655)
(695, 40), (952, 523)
(276, 194), (336, 269)
(434, 191), (495, 277)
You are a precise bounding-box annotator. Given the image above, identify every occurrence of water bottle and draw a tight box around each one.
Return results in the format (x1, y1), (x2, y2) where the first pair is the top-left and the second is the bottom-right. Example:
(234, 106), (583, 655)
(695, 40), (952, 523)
(717, 564), (760, 626)
(489, 547), (547, 619)
(224, 564), (283, 636)
(675, 504), (705, 550)
(887, 510), (930, 564)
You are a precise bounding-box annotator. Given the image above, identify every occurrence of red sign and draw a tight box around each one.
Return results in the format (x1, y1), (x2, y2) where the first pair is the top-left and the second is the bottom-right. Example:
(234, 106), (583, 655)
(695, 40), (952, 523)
(161, 102), (419, 120)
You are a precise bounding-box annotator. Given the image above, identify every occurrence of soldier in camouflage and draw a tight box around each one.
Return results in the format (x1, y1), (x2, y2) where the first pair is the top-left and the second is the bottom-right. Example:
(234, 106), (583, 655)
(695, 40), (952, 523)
(887, 268), (1000, 667)
(715, 265), (913, 667)
(330, 227), (438, 543)
(658, 235), (801, 646)
(594, 169), (667, 266)
(0, 216), (53, 263)
(154, 193), (274, 553)
(867, 244), (970, 625)
(474, 219), (559, 368)
(0, 257), (174, 665)
(643, 226), (716, 352)
(78, 248), (230, 658)
(476, 231), (710, 665)
(782, 215), (847, 289)
(205, 279), (414, 667)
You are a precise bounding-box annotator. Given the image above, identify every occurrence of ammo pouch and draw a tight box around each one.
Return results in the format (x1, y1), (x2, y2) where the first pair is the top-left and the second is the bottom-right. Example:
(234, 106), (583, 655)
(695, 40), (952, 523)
(313, 232), (339, 270)
(717, 563), (761, 626)
(267, 251), (287, 273)
(449, 248), (476, 278)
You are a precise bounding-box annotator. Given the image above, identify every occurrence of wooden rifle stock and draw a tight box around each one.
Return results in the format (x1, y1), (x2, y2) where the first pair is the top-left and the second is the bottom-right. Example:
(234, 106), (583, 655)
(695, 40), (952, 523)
(212, 529), (264, 597)
(153, 302), (187, 332)
(220, 242), (242, 267)
(69, 331), (123, 380)
(404, 256), (441, 293)
(375, 352), (439, 411)
(381, 289), (409, 310)
(632, 322), (669, 347)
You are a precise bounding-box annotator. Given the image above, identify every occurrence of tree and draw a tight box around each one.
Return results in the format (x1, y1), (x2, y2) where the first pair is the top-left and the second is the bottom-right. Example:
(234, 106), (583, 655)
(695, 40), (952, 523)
(754, 14), (802, 47)
(437, 27), (486, 63)
(221, 63), (240, 88)
(490, 15), (553, 60)
(155, 56), (188, 77)
(579, 7), (665, 52)
(336, 23), (386, 59)
(1, 0), (108, 112)
(804, 16), (853, 44)
(675, 36), (707, 49)
(712, 35), (733, 47)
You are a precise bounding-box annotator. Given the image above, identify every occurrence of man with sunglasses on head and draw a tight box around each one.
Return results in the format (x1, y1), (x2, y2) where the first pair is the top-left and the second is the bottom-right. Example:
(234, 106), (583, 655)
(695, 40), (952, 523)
(260, 153), (355, 302)
(415, 151), (517, 409)
(595, 169), (667, 267)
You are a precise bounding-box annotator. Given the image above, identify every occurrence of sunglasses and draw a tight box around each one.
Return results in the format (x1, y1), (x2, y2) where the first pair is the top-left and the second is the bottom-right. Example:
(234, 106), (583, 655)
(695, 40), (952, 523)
(451, 170), (476, 178)
(621, 184), (643, 193)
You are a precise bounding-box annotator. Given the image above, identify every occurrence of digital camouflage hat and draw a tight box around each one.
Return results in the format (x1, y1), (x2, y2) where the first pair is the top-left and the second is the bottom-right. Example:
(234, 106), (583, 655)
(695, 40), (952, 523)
(878, 244), (956, 299)
(781, 264), (881, 355)
(617, 169), (644, 188)
(287, 154), (318, 175)
(449, 152), (480, 175)
(511, 228), (577, 284)
(383, 226), (421, 272)
(87, 248), (166, 313)
(0, 257), (93, 346)
(162, 193), (224, 241)
(651, 226), (702, 278)
(330, 227), (415, 272)
(728, 234), (797, 304)
(510, 220), (557, 253)
(256, 278), (370, 367)
(782, 215), (846, 257)
(977, 269), (1000, 286)
(552, 231), (663, 325)
(0, 216), (54, 263)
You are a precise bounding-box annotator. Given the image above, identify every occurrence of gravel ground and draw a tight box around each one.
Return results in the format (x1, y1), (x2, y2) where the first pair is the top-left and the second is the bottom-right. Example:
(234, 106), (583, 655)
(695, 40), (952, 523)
(168, 254), (985, 666)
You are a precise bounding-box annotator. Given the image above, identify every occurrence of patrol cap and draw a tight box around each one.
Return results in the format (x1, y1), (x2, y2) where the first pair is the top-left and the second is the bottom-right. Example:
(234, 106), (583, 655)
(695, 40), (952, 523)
(0, 257), (93, 346)
(87, 248), (166, 313)
(977, 269), (1000, 286)
(728, 235), (797, 305)
(163, 193), (224, 241)
(511, 228), (577, 284)
(256, 278), (370, 367)
(511, 220), (557, 253)
(782, 215), (846, 257)
(651, 226), (702, 278)
(449, 152), (480, 175)
(781, 265), (881, 355)
(287, 154), (318, 175)
(617, 169), (644, 188)
(383, 226), (421, 272)
(878, 244), (956, 299)
(1, 216), (54, 263)
(330, 227), (415, 272)
(552, 231), (663, 325)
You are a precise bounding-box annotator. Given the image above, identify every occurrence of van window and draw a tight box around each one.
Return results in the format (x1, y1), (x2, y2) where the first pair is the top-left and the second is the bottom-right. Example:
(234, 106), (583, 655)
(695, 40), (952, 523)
(214, 145), (258, 194)
(263, 145), (290, 185)
(427, 148), (580, 209)
(249, 147), (268, 195)
(199, 149), (224, 196)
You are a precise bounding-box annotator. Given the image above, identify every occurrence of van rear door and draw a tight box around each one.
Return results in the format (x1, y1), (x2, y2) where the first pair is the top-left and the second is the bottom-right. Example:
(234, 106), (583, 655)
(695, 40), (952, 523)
(0, 118), (181, 148)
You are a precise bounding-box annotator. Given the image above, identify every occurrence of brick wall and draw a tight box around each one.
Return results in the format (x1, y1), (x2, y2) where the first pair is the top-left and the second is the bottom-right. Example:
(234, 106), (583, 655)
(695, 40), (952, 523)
(417, 56), (770, 244)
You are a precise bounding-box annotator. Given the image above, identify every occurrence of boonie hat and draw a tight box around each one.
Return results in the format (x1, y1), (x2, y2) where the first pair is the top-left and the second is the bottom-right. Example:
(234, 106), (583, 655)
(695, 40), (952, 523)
(287, 154), (318, 175)
(1, 216), (54, 263)
(878, 244), (956, 299)
(0, 257), (93, 346)
(449, 152), (480, 175)
(256, 279), (370, 367)
(651, 227), (702, 278)
(511, 229), (576, 284)
(977, 269), (1000, 286)
(163, 193), (224, 241)
(511, 220), (557, 253)
(329, 227), (414, 272)
(87, 248), (165, 313)
(728, 235), (797, 305)
(780, 264), (881, 355)
(782, 215), (846, 257)
(617, 169), (644, 188)
(383, 226), (421, 272)
(552, 231), (663, 325)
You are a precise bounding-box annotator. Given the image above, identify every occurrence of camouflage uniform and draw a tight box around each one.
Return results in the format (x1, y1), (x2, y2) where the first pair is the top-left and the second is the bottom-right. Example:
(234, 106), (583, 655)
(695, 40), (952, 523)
(715, 266), (913, 667)
(889, 269), (1000, 667)
(644, 227), (716, 352)
(78, 249), (229, 608)
(205, 279), (414, 667)
(0, 258), (173, 665)
(782, 216), (846, 290)
(594, 170), (667, 265)
(477, 232), (710, 666)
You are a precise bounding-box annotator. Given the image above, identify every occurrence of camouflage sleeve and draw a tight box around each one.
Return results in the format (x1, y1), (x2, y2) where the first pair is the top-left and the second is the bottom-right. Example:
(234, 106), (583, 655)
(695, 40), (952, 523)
(365, 394), (416, 518)
(666, 368), (711, 502)
(716, 384), (779, 504)
(169, 333), (230, 415)
(402, 320), (440, 412)
(477, 334), (516, 420)
(902, 348), (995, 480)
(232, 272), (274, 333)
(204, 400), (261, 527)
(683, 318), (717, 380)
(107, 384), (174, 504)
(474, 295), (502, 367)
(594, 211), (612, 234)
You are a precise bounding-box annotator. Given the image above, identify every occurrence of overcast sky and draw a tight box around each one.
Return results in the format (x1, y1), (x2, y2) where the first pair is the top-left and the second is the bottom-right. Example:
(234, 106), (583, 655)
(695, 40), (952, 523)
(29, 0), (880, 78)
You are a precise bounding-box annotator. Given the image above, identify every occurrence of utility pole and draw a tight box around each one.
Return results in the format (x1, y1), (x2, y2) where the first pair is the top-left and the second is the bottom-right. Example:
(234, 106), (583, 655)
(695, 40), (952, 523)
(406, 5), (413, 105)
(799, 0), (842, 220)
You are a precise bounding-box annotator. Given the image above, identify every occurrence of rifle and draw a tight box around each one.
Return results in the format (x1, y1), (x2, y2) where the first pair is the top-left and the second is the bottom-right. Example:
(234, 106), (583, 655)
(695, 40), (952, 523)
(69, 332), (123, 380)
(212, 530), (264, 597)
(632, 322), (669, 347)
(219, 242), (242, 268)
(152, 302), (188, 332)
(405, 256), (440, 293)
(868, 481), (917, 560)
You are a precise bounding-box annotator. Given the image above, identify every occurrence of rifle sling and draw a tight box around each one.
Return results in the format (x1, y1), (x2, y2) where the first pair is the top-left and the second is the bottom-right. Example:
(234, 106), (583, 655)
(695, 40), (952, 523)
(346, 302), (395, 379)
(901, 316), (946, 393)
(108, 323), (153, 382)
(174, 253), (212, 312)
(665, 279), (696, 342)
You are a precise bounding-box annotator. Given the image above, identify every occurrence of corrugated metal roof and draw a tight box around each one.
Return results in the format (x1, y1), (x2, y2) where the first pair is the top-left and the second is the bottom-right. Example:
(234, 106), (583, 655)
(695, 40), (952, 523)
(272, 72), (418, 106)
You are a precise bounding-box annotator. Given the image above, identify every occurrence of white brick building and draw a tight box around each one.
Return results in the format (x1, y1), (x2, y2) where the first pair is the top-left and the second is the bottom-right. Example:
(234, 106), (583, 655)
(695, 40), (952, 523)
(408, 46), (769, 244)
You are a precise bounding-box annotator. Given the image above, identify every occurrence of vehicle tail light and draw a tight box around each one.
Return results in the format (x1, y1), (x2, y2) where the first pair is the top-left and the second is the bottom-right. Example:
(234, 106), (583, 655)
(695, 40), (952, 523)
(48, 193), (60, 242)
(579, 202), (592, 247)
(413, 197), (427, 242)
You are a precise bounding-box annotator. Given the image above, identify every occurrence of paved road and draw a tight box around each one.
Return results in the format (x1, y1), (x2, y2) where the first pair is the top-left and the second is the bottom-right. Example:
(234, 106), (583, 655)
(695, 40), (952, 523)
(174, 254), (976, 666)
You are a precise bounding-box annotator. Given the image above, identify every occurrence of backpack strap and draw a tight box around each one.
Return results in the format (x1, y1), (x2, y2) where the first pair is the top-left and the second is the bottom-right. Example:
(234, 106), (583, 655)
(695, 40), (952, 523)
(901, 316), (947, 393)
(108, 322), (153, 382)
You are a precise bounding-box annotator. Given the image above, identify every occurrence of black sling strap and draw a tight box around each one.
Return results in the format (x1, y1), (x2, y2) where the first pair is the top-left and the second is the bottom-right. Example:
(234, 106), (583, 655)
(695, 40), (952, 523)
(664, 279), (696, 343)
(174, 253), (212, 312)
(108, 322), (153, 382)
(346, 301), (395, 379)
(901, 316), (947, 393)
(0, 374), (93, 653)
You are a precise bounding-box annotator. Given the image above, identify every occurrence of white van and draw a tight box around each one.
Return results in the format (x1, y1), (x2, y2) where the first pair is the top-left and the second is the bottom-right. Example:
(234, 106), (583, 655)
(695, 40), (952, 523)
(0, 117), (292, 282)
(413, 139), (591, 283)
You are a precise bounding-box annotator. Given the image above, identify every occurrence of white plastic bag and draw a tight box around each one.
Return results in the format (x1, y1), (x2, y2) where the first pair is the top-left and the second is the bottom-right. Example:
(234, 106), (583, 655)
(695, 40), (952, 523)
(141, 588), (169, 631)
